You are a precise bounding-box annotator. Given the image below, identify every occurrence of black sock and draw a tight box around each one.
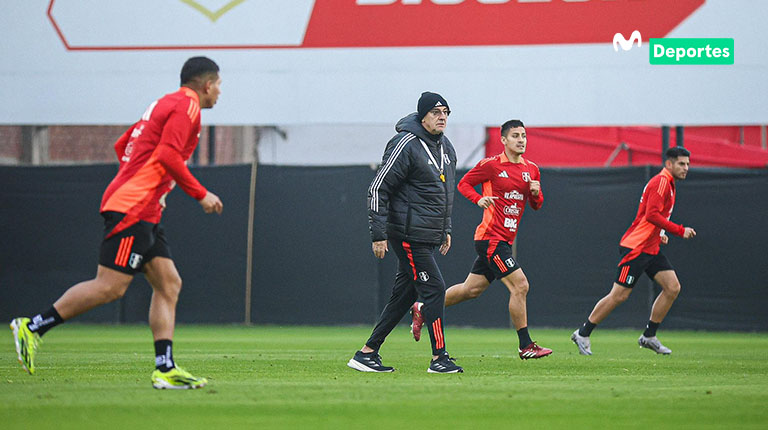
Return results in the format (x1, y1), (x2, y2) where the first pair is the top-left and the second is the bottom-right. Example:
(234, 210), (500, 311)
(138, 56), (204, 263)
(517, 327), (532, 349)
(28, 307), (64, 337)
(643, 321), (660, 337)
(579, 320), (597, 337)
(154, 340), (175, 372)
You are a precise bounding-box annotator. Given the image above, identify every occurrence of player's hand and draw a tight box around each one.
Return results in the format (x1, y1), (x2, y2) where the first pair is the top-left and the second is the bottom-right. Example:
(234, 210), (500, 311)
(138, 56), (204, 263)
(683, 227), (696, 239)
(199, 191), (223, 214)
(440, 234), (451, 255)
(477, 196), (498, 209)
(660, 235), (669, 245)
(529, 180), (541, 196)
(372, 240), (388, 259)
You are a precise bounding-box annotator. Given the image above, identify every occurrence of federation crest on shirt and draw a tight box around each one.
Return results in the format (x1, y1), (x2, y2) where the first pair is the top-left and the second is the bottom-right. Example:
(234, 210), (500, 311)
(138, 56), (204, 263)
(522, 172), (531, 182)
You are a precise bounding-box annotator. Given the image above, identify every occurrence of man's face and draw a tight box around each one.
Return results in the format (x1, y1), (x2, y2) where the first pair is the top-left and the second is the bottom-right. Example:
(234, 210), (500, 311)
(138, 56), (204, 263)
(201, 75), (222, 109)
(665, 156), (690, 180)
(421, 107), (449, 135)
(501, 127), (526, 155)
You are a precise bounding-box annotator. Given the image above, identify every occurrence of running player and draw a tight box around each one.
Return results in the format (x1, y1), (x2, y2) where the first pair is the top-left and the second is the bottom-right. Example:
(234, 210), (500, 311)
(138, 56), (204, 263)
(571, 146), (696, 355)
(412, 119), (552, 360)
(10, 57), (223, 389)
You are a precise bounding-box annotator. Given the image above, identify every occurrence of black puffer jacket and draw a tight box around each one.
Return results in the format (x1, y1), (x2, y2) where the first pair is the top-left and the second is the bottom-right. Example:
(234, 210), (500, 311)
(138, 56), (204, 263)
(367, 113), (457, 245)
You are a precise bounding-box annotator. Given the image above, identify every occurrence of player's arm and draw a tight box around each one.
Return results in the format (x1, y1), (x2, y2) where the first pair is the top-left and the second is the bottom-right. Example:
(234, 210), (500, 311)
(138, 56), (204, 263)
(528, 164), (544, 210)
(368, 135), (411, 257)
(458, 161), (494, 207)
(155, 111), (222, 214)
(644, 179), (686, 237)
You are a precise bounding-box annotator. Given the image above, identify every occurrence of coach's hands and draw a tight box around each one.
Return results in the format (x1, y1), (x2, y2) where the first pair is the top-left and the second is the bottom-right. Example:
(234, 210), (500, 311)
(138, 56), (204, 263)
(529, 180), (541, 196)
(477, 196), (498, 209)
(683, 227), (696, 239)
(199, 191), (223, 214)
(440, 234), (451, 255)
(372, 240), (388, 259)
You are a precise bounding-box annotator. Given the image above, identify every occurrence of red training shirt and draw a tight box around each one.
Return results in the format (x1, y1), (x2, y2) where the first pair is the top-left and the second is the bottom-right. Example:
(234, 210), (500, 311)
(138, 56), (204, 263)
(619, 168), (686, 263)
(457, 152), (543, 244)
(100, 87), (208, 237)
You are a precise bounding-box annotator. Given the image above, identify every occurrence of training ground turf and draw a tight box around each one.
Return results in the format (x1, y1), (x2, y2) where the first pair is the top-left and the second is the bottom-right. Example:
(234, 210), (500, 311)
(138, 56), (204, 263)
(1, 325), (767, 429)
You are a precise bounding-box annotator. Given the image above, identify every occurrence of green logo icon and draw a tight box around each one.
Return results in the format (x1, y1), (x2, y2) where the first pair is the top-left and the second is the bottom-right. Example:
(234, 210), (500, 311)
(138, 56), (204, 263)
(649, 38), (734, 65)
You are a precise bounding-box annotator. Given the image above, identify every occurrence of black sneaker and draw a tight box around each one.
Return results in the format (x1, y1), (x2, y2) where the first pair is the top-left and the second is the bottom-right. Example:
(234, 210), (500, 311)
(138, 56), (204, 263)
(428, 352), (463, 373)
(347, 350), (395, 372)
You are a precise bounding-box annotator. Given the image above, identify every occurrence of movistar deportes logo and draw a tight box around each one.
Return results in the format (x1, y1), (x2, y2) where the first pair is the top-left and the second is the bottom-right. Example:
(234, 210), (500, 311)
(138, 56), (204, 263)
(613, 30), (642, 52)
(650, 38), (734, 65)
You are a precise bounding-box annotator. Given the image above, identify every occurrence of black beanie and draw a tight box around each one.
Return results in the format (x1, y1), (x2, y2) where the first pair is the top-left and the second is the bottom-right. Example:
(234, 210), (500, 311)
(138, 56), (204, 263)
(417, 92), (449, 120)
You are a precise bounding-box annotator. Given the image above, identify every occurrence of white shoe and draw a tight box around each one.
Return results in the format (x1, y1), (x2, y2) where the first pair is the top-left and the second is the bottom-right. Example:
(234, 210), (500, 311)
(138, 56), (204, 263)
(571, 329), (592, 355)
(638, 335), (672, 354)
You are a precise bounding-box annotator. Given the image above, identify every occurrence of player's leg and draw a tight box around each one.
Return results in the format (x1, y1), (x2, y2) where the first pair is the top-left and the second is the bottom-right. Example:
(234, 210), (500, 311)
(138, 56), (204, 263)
(412, 256), (491, 341)
(648, 270), (680, 325)
(446, 240), (497, 306)
(9, 214), (143, 374)
(571, 282), (632, 356)
(500, 268), (552, 359)
(572, 248), (648, 355)
(586, 282), (633, 325)
(141, 226), (207, 388)
(51, 213), (150, 321)
(144, 257), (181, 349)
(144, 257), (206, 388)
(53, 265), (134, 320)
(10, 264), (133, 375)
(445, 273), (492, 306)
(637, 260), (678, 355)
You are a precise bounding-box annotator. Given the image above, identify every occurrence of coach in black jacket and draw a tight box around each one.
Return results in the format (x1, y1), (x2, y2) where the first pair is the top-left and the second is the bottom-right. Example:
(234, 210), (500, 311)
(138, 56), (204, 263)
(347, 92), (462, 374)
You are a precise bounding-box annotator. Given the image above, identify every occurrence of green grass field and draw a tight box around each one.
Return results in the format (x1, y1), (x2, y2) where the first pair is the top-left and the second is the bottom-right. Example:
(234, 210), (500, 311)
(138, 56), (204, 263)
(2, 325), (767, 429)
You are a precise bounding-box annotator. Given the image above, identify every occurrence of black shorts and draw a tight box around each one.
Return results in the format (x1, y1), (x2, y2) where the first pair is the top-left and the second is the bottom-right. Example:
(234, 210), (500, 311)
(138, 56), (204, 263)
(614, 246), (674, 288)
(98, 211), (172, 275)
(471, 240), (522, 283)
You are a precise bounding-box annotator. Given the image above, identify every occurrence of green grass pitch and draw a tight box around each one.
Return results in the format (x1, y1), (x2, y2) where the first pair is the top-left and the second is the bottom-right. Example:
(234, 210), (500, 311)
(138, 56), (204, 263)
(2, 325), (767, 429)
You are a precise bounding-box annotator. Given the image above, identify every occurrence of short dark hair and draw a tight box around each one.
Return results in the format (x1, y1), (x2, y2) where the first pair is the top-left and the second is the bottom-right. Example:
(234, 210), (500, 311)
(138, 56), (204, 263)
(180, 57), (219, 86)
(665, 146), (691, 160)
(500, 120), (525, 137)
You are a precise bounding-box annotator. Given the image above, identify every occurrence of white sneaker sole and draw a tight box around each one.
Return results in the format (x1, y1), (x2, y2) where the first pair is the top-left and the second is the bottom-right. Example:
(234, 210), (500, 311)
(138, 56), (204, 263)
(427, 368), (463, 374)
(346, 358), (394, 373)
(151, 379), (206, 390)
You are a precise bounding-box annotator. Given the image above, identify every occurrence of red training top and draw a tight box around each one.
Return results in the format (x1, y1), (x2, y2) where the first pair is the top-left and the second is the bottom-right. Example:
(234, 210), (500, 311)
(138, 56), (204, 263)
(100, 87), (207, 237)
(457, 152), (543, 243)
(618, 168), (686, 263)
